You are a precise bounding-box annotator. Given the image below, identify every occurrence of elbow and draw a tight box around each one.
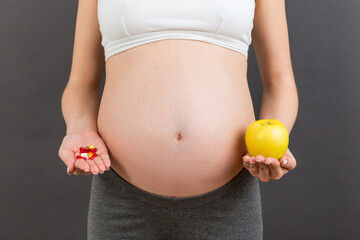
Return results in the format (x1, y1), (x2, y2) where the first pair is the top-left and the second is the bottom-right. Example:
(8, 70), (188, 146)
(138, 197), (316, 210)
(262, 73), (296, 90)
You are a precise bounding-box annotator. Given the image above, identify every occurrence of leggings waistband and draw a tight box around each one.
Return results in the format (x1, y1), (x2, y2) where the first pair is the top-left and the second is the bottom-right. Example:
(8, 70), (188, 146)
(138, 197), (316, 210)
(100, 166), (252, 209)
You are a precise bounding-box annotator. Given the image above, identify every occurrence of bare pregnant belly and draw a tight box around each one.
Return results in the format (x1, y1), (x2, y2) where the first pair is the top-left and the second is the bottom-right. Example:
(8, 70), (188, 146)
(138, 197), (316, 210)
(97, 39), (256, 197)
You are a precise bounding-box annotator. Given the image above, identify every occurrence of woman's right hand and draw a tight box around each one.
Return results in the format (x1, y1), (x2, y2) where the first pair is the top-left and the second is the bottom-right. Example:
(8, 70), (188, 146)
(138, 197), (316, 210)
(58, 130), (111, 176)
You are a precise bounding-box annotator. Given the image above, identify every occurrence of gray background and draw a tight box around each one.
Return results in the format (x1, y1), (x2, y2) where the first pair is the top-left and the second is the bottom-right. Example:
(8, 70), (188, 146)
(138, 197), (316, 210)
(1, 0), (359, 239)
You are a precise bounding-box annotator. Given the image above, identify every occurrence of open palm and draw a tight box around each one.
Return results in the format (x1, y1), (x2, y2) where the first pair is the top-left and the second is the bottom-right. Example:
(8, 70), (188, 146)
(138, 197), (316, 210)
(58, 130), (111, 175)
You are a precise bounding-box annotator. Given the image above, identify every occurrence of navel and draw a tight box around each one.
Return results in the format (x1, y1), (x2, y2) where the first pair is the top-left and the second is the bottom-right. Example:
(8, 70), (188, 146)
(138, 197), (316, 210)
(175, 131), (184, 143)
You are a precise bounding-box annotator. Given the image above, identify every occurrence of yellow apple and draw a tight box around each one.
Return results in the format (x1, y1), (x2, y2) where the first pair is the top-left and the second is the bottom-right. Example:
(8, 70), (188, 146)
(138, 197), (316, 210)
(245, 119), (289, 159)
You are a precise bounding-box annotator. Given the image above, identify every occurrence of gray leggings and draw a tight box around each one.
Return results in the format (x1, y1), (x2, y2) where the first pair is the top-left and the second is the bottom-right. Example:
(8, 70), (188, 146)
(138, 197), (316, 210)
(87, 166), (263, 240)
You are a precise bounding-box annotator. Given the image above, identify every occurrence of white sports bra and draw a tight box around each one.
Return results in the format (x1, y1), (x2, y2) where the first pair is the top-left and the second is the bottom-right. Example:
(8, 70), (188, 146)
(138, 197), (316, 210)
(97, 0), (255, 62)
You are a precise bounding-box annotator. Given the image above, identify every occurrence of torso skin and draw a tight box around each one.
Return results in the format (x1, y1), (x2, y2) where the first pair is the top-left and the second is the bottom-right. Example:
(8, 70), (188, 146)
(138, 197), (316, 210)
(97, 39), (256, 197)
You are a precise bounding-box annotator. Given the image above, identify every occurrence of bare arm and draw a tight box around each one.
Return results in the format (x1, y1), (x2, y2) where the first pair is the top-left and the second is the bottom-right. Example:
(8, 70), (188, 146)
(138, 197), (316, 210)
(242, 0), (298, 182)
(58, 0), (111, 175)
(61, 0), (105, 135)
(252, 0), (299, 134)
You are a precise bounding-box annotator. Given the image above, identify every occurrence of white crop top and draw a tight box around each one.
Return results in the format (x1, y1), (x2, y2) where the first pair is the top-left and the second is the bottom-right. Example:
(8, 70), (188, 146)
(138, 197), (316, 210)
(97, 0), (255, 62)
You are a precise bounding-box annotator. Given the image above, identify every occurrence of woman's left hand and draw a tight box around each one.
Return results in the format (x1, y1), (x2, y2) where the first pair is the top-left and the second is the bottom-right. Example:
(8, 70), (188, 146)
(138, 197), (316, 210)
(242, 148), (296, 182)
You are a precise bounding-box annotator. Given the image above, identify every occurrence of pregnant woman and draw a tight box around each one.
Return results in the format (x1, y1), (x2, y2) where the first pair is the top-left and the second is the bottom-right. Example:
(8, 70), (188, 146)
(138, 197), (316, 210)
(58, 0), (298, 239)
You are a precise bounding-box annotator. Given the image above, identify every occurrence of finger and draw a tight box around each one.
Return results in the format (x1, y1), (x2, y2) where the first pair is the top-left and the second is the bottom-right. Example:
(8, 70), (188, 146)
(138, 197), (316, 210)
(87, 160), (99, 174)
(255, 155), (265, 164)
(280, 149), (296, 171)
(59, 149), (76, 175)
(92, 156), (106, 173)
(256, 156), (269, 182)
(267, 158), (283, 180)
(73, 168), (92, 176)
(97, 152), (111, 170)
(81, 170), (92, 176)
(248, 156), (259, 176)
(243, 157), (251, 169)
(242, 152), (251, 162)
(75, 158), (90, 172)
(73, 169), (82, 175)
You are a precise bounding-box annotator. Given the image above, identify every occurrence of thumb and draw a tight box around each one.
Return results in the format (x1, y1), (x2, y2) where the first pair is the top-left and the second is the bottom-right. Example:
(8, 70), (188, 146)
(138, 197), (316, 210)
(279, 148), (296, 170)
(280, 155), (296, 171)
(61, 150), (76, 174)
